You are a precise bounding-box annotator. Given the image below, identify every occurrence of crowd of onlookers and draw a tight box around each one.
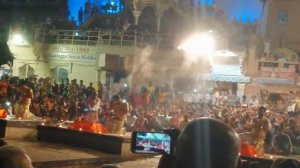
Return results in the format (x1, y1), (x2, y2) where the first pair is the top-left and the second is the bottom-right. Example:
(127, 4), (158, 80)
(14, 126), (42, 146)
(0, 74), (300, 156)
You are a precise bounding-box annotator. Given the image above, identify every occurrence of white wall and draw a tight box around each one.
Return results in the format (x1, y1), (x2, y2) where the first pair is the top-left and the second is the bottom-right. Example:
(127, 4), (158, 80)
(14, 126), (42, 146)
(68, 64), (98, 85)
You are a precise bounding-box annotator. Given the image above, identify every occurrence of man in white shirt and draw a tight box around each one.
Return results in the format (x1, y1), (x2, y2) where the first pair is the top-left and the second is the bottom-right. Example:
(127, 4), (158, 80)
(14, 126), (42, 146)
(211, 90), (220, 106)
(248, 95), (259, 108)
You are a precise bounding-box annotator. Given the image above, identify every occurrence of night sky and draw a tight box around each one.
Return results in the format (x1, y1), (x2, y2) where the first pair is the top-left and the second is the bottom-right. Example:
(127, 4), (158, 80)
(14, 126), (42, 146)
(216, 0), (263, 23)
(68, 0), (262, 24)
(68, 0), (122, 23)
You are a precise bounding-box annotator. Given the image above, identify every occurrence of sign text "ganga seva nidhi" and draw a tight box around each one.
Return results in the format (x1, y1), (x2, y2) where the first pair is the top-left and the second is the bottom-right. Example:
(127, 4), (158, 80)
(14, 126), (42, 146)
(48, 53), (96, 62)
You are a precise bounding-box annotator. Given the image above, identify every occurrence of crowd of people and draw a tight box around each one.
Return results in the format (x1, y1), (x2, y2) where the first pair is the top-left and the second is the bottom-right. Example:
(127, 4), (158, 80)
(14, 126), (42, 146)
(0, 74), (300, 157)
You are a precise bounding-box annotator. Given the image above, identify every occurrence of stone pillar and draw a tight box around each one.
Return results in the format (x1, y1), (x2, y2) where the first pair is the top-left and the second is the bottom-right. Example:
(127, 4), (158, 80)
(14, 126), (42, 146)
(133, 11), (141, 26)
(157, 15), (162, 32)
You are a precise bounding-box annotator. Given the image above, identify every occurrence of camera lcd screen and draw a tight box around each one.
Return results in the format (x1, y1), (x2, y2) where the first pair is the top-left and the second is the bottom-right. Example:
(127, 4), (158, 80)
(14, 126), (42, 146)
(132, 132), (171, 154)
(81, 106), (90, 113)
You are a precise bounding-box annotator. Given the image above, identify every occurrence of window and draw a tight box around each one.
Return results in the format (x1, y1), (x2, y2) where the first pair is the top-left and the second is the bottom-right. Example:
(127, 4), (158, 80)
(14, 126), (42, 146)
(278, 11), (288, 25)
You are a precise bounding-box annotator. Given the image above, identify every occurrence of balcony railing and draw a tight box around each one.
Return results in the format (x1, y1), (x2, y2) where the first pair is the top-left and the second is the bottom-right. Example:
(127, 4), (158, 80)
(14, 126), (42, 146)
(34, 29), (177, 49)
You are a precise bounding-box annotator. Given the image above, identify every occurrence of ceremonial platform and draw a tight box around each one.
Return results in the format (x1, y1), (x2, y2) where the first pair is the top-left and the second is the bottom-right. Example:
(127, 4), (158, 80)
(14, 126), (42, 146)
(37, 125), (132, 156)
(5, 139), (154, 168)
(0, 119), (155, 168)
(0, 119), (134, 156)
(0, 119), (42, 139)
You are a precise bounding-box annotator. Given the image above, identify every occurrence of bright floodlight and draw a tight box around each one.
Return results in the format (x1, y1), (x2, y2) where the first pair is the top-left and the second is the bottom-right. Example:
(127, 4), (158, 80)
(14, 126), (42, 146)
(178, 33), (215, 57)
(11, 34), (25, 45)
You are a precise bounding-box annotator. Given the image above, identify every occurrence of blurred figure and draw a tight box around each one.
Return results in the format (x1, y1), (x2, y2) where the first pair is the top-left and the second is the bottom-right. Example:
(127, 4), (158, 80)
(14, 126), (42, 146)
(240, 95), (248, 106)
(178, 114), (189, 130)
(240, 128), (266, 156)
(131, 112), (148, 131)
(0, 139), (7, 147)
(252, 106), (272, 150)
(158, 118), (240, 168)
(13, 97), (35, 120)
(248, 95), (259, 108)
(84, 0), (91, 21)
(78, 7), (83, 25)
(168, 113), (179, 129)
(84, 91), (100, 122)
(272, 126), (293, 156)
(0, 145), (33, 168)
(105, 95), (129, 134)
(272, 159), (300, 168)
(78, 80), (86, 98)
(69, 79), (79, 99)
(252, 107), (271, 132)
(0, 75), (9, 99)
(86, 82), (96, 99)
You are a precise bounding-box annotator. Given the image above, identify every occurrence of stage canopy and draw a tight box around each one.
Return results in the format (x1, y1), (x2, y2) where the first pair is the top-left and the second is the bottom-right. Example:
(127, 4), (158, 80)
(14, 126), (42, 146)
(202, 64), (251, 83)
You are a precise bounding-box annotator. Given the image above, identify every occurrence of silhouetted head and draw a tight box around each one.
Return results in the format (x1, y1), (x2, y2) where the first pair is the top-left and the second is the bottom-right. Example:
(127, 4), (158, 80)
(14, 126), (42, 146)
(0, 140), (7, 147)
(272, 159), (300, 168)
(258, 106), (266, 118)
(0, 145), (33, 168)
(112, 95), (121, 101)
(175, 118), (240, 168)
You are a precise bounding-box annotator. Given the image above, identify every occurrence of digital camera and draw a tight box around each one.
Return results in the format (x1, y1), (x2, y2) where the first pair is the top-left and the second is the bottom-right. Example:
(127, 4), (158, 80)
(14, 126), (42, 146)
(131, 129), (179, 155)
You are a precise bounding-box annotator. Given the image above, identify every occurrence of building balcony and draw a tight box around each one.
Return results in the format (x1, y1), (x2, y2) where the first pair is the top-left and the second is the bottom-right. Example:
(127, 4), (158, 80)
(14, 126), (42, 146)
(254, 59), (300, 85)
(34, 29), (177, 49)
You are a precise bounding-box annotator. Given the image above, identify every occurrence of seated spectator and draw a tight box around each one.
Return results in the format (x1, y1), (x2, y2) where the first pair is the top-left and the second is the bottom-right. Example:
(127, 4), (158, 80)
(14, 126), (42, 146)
(125, 110), (137, 130)
(0, 139), (7, 146)
(13, 97), (35, 120)
(0, 145), (33, 168)
(272, 126), (293, 156)
(168, 113), (179, 129)
(178, 114), (189, 130)
(130, 112), (148, 131)
(159, 118), (240, 168)
(272, 159), (300, 168)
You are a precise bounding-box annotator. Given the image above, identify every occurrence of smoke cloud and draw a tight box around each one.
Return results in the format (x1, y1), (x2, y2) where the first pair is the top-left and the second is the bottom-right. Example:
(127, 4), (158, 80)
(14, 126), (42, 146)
(131, 44), (210, 91)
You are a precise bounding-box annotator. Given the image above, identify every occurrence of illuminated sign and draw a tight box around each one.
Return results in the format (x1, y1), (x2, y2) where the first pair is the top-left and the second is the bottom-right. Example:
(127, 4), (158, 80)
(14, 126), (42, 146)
(46, 45), (97, 62)
(48, 53), (96, 62)
(48, 46), (96, 54)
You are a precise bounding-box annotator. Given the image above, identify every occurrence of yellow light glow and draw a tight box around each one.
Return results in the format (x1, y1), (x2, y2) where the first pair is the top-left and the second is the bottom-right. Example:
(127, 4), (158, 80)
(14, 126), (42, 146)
(178, 33), (215, 57)
(12, 34), (25, 45)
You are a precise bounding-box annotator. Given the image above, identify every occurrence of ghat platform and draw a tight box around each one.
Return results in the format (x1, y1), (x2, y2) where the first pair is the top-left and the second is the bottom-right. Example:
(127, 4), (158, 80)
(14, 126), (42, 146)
(0, 119), (42, 139)
(37, 125), (132, 155)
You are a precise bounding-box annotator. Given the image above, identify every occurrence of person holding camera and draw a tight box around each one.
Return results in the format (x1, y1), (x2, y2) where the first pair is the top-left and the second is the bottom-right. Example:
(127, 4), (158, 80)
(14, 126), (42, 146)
(157, 118), (241, 168)
(120, 118), (240, 168)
